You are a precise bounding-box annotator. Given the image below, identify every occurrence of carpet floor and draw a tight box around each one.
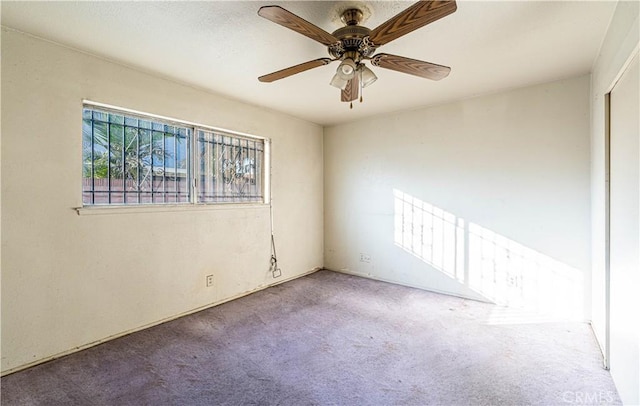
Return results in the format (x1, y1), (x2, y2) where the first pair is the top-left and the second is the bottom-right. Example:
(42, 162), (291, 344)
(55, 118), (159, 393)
(1, 270), (620, 405)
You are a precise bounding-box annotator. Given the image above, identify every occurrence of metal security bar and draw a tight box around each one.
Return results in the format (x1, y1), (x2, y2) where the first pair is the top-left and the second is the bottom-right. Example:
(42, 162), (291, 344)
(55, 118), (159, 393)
(197, 129), (264, 203)
(82, 108), (191, 205)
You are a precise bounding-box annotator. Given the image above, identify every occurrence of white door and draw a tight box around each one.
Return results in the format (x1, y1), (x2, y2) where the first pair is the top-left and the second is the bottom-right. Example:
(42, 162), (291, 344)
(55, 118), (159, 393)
(609, 52), (639, 405)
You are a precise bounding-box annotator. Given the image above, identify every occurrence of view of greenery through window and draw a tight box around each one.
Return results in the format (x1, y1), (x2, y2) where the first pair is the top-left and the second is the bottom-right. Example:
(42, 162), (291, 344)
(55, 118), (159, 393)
(82, 106), (264, 205)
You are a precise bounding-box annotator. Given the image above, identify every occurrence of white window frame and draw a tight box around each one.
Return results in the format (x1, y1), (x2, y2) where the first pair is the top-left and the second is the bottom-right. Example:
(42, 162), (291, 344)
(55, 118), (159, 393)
(79, 100), (270, 213)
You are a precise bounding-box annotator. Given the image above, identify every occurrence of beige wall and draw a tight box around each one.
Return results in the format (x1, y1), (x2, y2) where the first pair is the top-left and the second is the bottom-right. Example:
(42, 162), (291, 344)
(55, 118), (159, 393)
(0, 29), (323, 374)
(324, 75), (591, 322)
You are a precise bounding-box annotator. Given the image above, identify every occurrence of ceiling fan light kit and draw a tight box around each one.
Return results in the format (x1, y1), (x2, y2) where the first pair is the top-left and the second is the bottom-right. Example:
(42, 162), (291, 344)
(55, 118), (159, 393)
(329, 72), (349, 90)
(258, 0), (457, 106)
(338, 59), (357, 78)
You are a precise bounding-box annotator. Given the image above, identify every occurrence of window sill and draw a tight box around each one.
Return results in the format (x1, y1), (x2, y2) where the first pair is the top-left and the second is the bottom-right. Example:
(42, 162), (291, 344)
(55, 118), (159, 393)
(75, 202), (269, 216)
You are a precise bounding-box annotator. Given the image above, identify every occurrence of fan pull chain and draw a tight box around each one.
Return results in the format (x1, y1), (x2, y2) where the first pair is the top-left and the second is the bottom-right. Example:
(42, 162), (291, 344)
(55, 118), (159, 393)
(360, 68), (364, 103)
(350, 102), (353, 109)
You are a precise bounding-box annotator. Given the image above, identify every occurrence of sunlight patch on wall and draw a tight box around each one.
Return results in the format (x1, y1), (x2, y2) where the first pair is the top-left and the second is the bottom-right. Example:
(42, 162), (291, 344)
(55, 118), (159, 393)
(393, 189), (584, 324)
(393, 189), (465, 282)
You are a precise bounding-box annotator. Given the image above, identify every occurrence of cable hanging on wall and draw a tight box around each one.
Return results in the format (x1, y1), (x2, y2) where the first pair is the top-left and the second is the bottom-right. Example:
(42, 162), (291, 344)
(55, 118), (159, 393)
(268, 145), (281, 279)
(270, 232), (281, 279)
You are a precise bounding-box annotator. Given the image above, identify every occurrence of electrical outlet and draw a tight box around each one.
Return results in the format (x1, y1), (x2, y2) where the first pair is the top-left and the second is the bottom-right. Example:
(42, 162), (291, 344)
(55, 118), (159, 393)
(206, 274), (214, 287)
(360, 253), (371, 263)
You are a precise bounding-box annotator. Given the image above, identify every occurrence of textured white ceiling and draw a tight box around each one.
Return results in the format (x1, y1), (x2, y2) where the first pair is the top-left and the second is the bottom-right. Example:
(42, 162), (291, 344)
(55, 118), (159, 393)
(1, 1), (616, 126)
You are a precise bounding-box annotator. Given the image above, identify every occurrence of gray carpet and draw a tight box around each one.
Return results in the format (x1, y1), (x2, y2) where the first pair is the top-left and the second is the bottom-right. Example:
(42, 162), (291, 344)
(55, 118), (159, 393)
(1, 270), (620, 405)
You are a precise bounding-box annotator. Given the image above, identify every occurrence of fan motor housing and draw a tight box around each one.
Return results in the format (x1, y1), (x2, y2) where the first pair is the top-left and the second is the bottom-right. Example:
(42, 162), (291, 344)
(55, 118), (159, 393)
(329, 25), (374, 59)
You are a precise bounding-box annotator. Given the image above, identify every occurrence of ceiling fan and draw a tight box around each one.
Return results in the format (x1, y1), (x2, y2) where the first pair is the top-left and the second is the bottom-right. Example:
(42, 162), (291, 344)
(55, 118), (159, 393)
(257, 1), (457, 107)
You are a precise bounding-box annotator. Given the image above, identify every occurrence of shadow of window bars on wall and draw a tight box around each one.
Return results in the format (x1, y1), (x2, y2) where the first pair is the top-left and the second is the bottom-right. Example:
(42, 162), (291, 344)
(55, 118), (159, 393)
(392, 189), (583, 321)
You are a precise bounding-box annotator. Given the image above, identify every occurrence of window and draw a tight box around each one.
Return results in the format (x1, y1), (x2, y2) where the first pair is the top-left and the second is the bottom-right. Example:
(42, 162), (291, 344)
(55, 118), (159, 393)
(82, 104), (266, 206)
(82, 109), (191, 204)
(197, 130), (264, 203)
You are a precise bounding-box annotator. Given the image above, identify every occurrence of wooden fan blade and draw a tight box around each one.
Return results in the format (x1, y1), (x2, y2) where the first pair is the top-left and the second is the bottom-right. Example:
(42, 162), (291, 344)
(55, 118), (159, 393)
(371, 53), (451, 80)
(259, 58), (333, 83)
(258, 5), (339, 46)
(341, 74), (360, 102)
(368, 0), (457, 46)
